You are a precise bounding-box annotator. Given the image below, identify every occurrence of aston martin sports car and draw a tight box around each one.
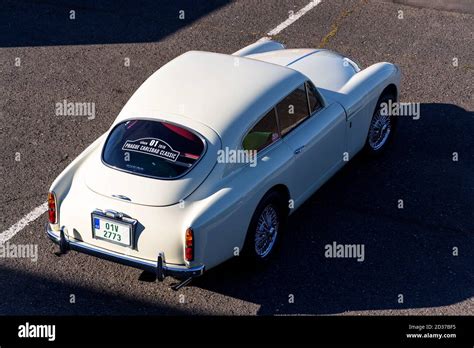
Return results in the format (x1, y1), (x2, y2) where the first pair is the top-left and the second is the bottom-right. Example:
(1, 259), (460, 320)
(46, 39), (401, 289)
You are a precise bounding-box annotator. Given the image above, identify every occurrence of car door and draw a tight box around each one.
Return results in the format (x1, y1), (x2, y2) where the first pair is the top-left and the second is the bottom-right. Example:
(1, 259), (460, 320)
(279, 82), (346, 208)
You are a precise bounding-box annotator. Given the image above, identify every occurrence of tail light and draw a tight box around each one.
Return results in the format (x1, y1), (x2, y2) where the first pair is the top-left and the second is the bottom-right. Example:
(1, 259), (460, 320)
(185, 228), (194, 262)
(48, 192), (57, 224)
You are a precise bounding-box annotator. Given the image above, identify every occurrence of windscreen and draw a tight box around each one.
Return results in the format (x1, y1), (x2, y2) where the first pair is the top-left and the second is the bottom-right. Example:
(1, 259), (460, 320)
(102, 119), (205, 179)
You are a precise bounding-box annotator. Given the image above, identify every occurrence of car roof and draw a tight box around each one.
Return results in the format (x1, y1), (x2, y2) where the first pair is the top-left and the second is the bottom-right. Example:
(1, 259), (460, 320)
(114, 51), (306, 146)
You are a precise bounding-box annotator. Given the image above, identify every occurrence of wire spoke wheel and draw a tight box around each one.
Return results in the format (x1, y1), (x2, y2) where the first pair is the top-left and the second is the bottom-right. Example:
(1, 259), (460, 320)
(368, 108), (392, 151)
(254, 205), (279, 258)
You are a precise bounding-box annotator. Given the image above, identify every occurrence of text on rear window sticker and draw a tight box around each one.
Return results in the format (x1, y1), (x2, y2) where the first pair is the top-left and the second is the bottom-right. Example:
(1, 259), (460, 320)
(122, 138), (180, 162)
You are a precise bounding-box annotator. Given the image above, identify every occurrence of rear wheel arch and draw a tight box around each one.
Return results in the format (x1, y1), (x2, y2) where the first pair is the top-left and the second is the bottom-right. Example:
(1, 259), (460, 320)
(240, 184), (290, 261)
(246, 184), (291, 234)
(268, 184), (291, 216)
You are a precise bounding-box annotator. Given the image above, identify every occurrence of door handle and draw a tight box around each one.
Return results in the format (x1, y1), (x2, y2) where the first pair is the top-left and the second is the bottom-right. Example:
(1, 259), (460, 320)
(294, 145), (305, 155)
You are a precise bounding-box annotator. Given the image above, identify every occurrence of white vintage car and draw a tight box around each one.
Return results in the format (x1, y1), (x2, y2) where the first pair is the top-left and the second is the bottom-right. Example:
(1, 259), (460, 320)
(46, 40), (400, 289)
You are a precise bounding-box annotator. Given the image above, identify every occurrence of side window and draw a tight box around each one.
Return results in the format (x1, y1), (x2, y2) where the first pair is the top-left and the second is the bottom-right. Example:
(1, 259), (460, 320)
(276, 84), (310, 136)
(306, 81), (323, 113)
(243, 108), (279, 152)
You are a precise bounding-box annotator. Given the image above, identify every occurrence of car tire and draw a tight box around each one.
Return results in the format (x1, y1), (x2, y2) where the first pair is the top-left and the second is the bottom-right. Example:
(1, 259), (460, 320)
(241, 191), (287, 266)
(363, 92), (397, 156)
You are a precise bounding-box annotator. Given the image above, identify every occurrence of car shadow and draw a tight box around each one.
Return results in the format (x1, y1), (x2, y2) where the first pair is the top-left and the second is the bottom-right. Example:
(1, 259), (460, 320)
(0, 0), (230, 47)
(0, 265), (189, 315)
(192, 103), (474, 315)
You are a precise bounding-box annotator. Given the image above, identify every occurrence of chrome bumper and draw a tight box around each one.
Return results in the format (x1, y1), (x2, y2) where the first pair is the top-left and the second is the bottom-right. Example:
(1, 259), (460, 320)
(45, 224), (205, 280)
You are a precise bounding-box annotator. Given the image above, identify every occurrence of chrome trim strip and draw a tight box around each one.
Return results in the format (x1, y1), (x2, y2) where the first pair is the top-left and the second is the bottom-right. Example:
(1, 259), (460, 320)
(46, 225), (60, 242)
(112, 194), (132, 201)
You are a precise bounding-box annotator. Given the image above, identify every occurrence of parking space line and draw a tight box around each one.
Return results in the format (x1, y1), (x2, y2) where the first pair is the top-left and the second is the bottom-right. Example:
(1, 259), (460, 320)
(267, 0), (323, 36)
(0, 202), (48, 244)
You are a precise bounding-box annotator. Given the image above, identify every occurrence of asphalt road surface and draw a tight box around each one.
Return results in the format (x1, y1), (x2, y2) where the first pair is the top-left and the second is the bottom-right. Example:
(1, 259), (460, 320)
(0, 0), (472, 315)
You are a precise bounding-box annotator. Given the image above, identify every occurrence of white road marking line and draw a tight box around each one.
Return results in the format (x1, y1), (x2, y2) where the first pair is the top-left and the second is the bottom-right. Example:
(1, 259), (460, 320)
(0, 0), (322, 245)
(0, 202), (48, 244)
(267, 0), (323, 36)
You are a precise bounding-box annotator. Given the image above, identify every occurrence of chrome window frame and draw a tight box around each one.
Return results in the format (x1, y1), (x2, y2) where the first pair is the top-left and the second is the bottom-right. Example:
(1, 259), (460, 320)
(305, 81), (324, 114)
(276, 83), (311, 137)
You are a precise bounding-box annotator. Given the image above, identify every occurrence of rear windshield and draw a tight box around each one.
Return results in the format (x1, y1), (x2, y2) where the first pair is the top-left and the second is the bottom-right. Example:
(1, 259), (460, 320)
(102, 119), (205, 179)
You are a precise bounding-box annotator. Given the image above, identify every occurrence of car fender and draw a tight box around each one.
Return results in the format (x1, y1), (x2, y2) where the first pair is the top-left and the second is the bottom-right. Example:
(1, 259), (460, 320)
(49, 133), (107, 229)
(328, 62), (401, 155)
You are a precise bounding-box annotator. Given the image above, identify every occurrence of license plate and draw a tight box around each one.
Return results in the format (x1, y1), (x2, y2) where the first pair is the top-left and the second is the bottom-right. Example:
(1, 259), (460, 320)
(92, 214), (132, 247)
